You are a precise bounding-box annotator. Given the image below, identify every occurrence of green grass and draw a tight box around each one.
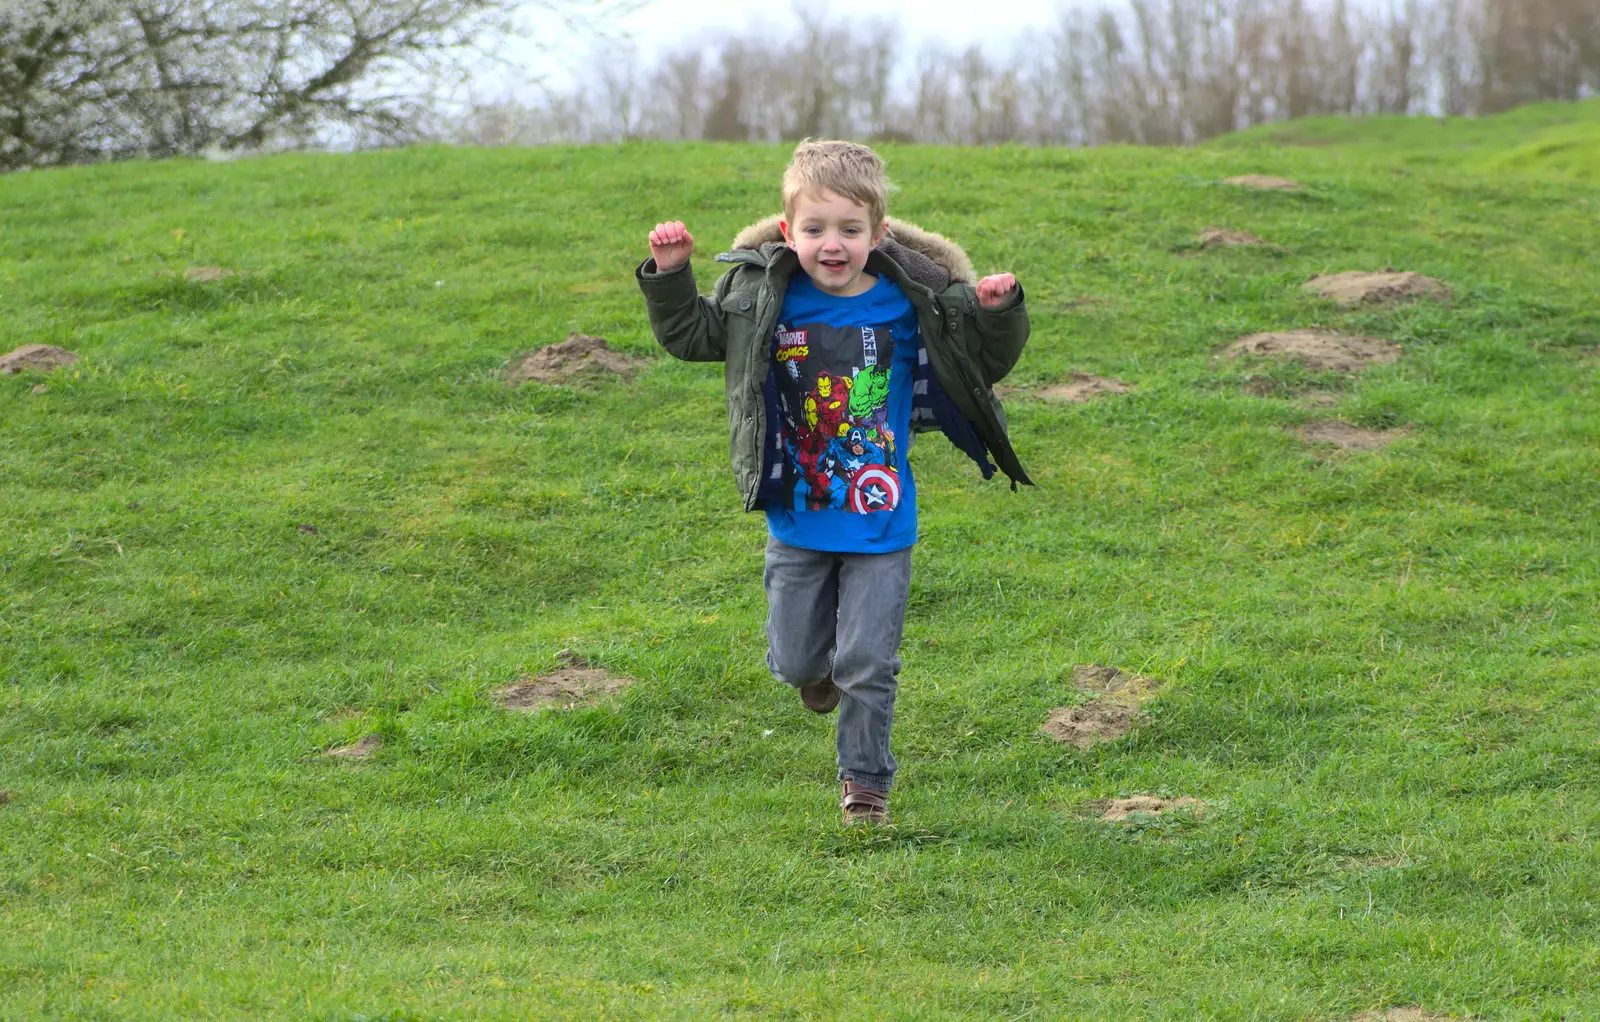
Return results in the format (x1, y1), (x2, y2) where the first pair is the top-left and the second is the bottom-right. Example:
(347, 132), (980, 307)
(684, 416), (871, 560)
(3, 103), (1599, 1019)
(1213, 97), (1600, 181)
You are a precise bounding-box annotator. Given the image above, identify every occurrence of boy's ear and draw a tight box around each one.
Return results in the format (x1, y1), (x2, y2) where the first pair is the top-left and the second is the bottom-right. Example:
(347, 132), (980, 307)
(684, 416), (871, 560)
(778, 218), (796, 250)
(871, 221), (885, 249)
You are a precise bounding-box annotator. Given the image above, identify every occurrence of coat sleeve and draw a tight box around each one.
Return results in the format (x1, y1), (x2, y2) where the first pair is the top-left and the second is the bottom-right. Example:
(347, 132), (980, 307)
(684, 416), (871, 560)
(964, 283), (1029, 386)
(635, 258), (730, 362)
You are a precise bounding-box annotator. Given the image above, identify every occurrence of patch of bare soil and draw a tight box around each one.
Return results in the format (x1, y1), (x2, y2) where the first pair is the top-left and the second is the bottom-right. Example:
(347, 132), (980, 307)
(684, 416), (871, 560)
(1242, 376), (1340, 406)
(1357, 854), (1410, 869)
(1071, 663), (1160, 705)
(1305, 271), (1450, 308)
(1004, 373), (1132, 404)
(1042, 703), (1135, 748)
(1223, 175), (1301, 191)
(1043, 664), (1162, 748)
(1296, 419), (1412, 450)
(1296, 391), (1340, 408)
(1, 344), (78, 375)
(1351, 1009), (1465, 1022)
(1096, 795), (1206, 822)
(1197, 227), (1266, 247)
(0, 789), (15, 806)
(155, 266), (240, 282)
(502, 332), (640, 386)
(496, 666), (633, 712)
(1221, 330), (1402, 373)
(323, 735), (380, 760)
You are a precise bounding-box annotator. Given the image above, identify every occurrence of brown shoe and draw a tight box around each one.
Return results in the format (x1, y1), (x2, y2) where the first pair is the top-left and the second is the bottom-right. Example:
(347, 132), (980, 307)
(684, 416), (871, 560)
(799, 678), (840, 714)
(841, 780), (889, 825)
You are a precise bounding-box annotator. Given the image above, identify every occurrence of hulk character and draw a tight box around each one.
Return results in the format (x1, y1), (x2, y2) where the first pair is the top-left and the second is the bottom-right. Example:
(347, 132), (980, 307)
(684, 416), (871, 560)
(848, 364), (894, 456)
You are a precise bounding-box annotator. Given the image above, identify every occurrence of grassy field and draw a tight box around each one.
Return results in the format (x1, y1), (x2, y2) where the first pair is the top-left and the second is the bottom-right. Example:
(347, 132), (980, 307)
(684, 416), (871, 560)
(2, 100), (1598, 1019)
(1217, 98), (1600, 181)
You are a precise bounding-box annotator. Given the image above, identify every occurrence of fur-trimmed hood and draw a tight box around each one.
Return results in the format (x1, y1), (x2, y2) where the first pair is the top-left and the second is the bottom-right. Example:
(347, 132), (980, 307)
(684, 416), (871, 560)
(722, 214), (976, 292)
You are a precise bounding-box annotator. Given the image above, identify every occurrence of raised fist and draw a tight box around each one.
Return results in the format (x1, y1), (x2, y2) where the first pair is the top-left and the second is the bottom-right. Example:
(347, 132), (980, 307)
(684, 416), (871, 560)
(977, 273), (1019, 309)
(649, 220), (694, 272)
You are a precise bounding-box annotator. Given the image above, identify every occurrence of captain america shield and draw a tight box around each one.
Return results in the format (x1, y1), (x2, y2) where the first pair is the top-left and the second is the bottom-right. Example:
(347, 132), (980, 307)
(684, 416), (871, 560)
(848, 466), (901, 513)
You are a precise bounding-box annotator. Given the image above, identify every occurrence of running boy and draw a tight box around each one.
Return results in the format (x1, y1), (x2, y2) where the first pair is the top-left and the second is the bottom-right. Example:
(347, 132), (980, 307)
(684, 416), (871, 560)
(636, 140), (1031, 824)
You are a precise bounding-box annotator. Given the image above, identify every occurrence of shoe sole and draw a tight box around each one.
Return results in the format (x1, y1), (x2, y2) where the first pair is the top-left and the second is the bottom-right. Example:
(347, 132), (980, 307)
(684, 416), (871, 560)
(800, 682), (839, 713)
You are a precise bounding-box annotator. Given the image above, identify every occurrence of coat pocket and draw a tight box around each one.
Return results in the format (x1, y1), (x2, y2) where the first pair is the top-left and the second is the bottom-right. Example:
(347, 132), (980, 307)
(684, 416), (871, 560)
(719, 290), (760, 319)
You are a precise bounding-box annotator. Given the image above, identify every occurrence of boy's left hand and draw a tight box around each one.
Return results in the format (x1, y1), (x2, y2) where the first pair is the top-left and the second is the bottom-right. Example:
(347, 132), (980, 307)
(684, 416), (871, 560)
(977, 273), (1018, 308)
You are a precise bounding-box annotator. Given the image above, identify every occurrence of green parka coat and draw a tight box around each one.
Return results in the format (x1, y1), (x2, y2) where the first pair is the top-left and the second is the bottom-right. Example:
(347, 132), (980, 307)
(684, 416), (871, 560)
(636, 215), (1032, 511)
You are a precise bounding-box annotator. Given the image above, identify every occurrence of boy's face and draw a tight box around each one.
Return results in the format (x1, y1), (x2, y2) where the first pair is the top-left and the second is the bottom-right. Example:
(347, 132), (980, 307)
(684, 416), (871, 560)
(779, 189), (882, 297)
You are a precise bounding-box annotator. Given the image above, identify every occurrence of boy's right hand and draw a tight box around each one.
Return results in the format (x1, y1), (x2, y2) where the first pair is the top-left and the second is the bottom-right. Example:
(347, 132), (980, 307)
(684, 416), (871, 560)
(649, 221), (694, 272)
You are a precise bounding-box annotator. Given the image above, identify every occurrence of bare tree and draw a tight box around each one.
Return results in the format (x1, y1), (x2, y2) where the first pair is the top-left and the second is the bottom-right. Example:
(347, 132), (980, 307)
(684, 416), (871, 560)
(0, 0), (621, 169)
(653, 49), (705, 140)
(702, 41), (751, 142)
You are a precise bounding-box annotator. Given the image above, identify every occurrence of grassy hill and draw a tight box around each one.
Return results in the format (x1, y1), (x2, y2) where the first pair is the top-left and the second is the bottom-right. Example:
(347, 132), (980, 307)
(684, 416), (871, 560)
(2, 102), (1598, 1019)
(1213, 97), (1600, 181)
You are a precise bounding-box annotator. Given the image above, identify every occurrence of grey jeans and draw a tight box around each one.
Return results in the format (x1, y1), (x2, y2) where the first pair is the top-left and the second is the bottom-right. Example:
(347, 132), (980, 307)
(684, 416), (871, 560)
(763, 536), (914, 792)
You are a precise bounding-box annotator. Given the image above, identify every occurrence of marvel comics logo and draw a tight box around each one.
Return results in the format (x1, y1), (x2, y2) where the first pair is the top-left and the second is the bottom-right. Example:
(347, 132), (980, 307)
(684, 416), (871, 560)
(775, 329), (809, 362)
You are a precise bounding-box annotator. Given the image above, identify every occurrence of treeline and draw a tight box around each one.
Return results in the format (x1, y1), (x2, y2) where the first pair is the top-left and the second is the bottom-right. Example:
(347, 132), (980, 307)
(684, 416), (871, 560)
(0, 0), (615, 170)
(465, 0), (1600, 146)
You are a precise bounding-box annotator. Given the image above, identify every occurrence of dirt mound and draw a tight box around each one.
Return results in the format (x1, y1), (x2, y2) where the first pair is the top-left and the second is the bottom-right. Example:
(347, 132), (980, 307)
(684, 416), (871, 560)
(497, 665), (632, 712)
(1224, 175), (1300, 191)
(1297, 420), (1412, 450)
(502, 332), (639, 385)
(1351, 1010), (1464, 1022)
(1035, 374), (1133, 403)
(1305, 271), (1450, 308)
(1044, 664), (1161, 748)
(1096, 795), (1205, 822)
(1043, 703), (1135, 748)
(1222, 330), (1402, 373)
(323, 735), (380, 760)
(1, 344), (78, 375)
(1197, 228), (1265, 248)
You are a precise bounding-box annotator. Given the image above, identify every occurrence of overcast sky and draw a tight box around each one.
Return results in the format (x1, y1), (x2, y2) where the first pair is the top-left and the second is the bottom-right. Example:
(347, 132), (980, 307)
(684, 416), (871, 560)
(475, 0), (1081, 98)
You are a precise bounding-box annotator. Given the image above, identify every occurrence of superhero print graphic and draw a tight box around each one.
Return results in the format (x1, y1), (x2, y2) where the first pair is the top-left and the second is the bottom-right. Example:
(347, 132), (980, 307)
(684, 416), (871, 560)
(772, 321), (901, 512)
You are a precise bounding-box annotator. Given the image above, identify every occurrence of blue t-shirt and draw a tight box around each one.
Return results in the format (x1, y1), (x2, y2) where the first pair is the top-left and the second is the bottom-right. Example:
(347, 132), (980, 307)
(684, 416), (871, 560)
(765, 272), (919, 554)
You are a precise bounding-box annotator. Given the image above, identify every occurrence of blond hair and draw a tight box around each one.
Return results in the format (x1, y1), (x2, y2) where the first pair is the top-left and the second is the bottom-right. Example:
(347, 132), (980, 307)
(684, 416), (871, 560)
(781, 140), (889, 229)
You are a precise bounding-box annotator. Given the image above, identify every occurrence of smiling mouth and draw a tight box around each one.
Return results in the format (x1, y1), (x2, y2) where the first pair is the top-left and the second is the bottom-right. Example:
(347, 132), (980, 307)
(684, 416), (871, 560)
(819, 259), (848, 271)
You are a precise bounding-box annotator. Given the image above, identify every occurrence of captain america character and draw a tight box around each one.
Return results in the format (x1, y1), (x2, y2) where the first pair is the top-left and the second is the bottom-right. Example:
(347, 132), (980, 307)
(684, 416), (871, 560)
(828, 427), (886, 476)
(832, 428), (900, 513)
